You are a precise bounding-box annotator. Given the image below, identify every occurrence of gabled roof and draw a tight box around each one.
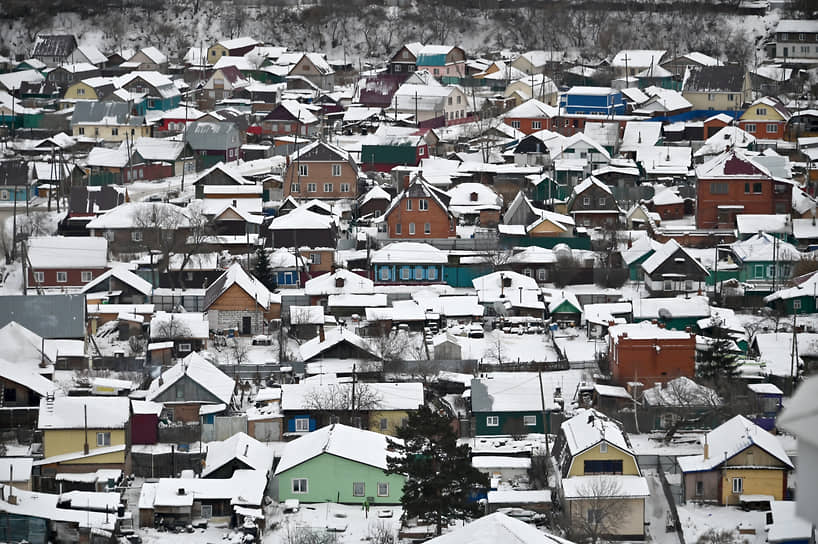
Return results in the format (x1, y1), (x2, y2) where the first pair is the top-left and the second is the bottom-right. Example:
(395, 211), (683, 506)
(80, 265), (152, 296)
(269, 206), (334, 230)
(281, 381), (423, 411)
(371, 242), (447, 265)
(642, 376), (720, 407)
(0, 321), (57, 373)
(130, 47), (167, 65)
(202, 432), (274, 477)
(39, 396), (129, 430)
(146, 352), (235, 405)
(85, 202), (190, 230)
(274, 423), (400, 474)
(215, 36), (262, 50)
(289, 139), (353, 163)
(611, 50), (667, 68)
(379, 176), (452, 222)
(360, 185), (391, 207)
(731, 232), (800, 263)
(204, 262), (278, 311)
(695, 148), (773, 180)
(561, 408), (632, 456)
(678, 415), (793, 472)
(0, 357), (58, 397)
(503, 98), (558, 119)
(424, 512), (572, 544)
(471, 370), (583, 412)
(32, 34), (77, 58)
(263, 99), (319, 124)
(298, 327), (379, 361)
(572, 176), (612, 197)
(684, 65), (747, 93)
(641, 239), (709, 276)
(28, 236), (108, 269)
(304, 269), (374, 296)
(694, 126), (756, 158)
(191, 162), (252, 186)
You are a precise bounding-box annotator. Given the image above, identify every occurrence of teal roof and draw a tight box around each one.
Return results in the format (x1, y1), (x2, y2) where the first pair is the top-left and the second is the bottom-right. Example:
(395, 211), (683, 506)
(417, 53), (447, 66)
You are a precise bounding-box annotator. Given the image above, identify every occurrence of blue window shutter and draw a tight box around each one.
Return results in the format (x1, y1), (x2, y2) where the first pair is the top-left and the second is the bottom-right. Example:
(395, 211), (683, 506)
(287, 419), (296, 432)
(204, 414), (215, 425)
(309, 418), (317, 431)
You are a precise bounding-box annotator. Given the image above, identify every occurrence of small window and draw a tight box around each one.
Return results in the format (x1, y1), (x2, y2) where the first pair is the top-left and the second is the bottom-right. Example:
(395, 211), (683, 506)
(97, 432), (111, 447)
(377, 482), (389, 497)
(523, 268), (532, 278)
(323, 183), (333, 193)
(33, 271), (44, 283)
(56, 271), (68, 283)
(419, 199), (429, 211)
(295, 418), (310, 432)
(298, 164), (308, 177)
(292, 478), (308, 493)
(409, 223), (415, 235)
(794, 299), (802, 310)
(532, 120), (541, 130)
(379, 418), (388, 430)
(600, 442), (608, 453)
(685, 280), (693, 291)
(310, 253), (321, 265)
(414, 267), (423, 280)
(424, 222), (431, 235)
(598, 197), (606, 206)
(331, 163), (342, 177)
(78, 127), (85, 135)
(710, 182), (728, 194)
(406, 199), (412, 211)
(582, 196), (590, 206)
(291, 183), (300, 193)
(523, 415), (537, 426)
(395, 223), (402, 235)
(745, 123), (756, 133)
(200, 504), (212, 518)
(766, 123), (778, 134)
(511, 120), (520, 129)
(340, 183), (350, 193)
(400, 267), (411, 280)
(427, 267), (437, 281)
(111, 127), (119, 136)
(379, 267), (390, 281)
(81, 271), (93, 283)
(307, 183), (317, 193)
(537, 269), (547, 281)
(663, 280), (673, 291)
(486, 416), (499, 427)
(131, 231), (143, 242)
(732, 477), (743, 494)
(178, 343), (192, 353)
(695, 480), (704, 496)
(353, 482), (365, 497)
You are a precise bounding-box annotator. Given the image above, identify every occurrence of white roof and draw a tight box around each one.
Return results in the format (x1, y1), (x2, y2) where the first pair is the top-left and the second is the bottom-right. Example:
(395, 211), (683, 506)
(304, 269), (373, 296)
(731, 232), (800, 263)
(752, 332), (809, 377)
(694, 126), (756, 158)
(27, 236), (107, 269)
(651, 187), (684, 206)
(561, 408), (632, 456)
(270, 206), (333, 230)
(206, 262), (279, 311)
(202, 432), (274, 477)
(274, 423), (400, 474)
(562, 475), (650, 498)
(0, 458), (33, 482)
(504, 98), (558, 119)
(39, 396), (130, 430)
(642, 377), (720, 407)
(81, 265), (152, 296)
(149, 469), (265, 507)
(447, 182), (503, 209)
(620, 121), (662, 153)
(612, 50), (667, 68)
(146, 352), (235, 405)
(328, 293), (387, 308)
(641, 239), (708, 276)
(608, 321), (693, 343)
(573, 176), (612, 197)
(472, 456), (531, 469)
(768, 500), (813, 542)
(86, 202), (190, 230)
(747, 383), (783, 395)
(776, 20), (818, 33)
(281, 381), (423, 411)
(735, 214), (792, 236)
(0, 358), (58, 398)
(472, 270), (539, 292)
(471, 370), (583, 412)
(131, 400), (163, 415)
(424, 512), (568, 544)
(678, 415), (793, 472)
(0, 484), (116, 531)
(593, 384), (632, 400)
(371, 242), (447, 264)
(298, 327), (378, 361)
(132, 46), (167, 64)
(0, 322), (57, 374)
(149, 311), (209, 340)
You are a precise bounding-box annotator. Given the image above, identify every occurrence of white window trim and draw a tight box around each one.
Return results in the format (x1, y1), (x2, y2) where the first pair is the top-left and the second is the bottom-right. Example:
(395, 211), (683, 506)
(178, 343), (192, 352)
(600, 442), (608, 453)
(292, 478), (308, 493)
(56, 271), (68, 283)
(486, 415), (499, 427)
(295, 418), (310, 432)
(96, 431), (111, 447)
(523, 415), (537, 426)
(332, 164), (342, 177)
(353, 482), (365, 497)
(33, 271), (44, 283)
(377, 482), (389, 497)
(81, 271), (93, 283)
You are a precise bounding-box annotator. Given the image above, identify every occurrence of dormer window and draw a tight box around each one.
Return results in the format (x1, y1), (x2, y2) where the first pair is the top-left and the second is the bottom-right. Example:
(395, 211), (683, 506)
(470, 192), (478, 202)
(335, 277), (345, 288)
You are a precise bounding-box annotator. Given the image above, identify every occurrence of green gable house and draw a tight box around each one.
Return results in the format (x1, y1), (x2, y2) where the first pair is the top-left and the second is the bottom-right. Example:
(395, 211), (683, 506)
(470, 371), (583, 436)
(764, 271), (818, 315)
(727, 232), (801, 296)
(274, 423), (405, 505)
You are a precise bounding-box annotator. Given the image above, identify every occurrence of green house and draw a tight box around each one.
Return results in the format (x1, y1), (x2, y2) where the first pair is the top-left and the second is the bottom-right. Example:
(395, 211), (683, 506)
(764, 272), (818, 315)
(275, 424), (405, 505)
(729, 232), (800, 295)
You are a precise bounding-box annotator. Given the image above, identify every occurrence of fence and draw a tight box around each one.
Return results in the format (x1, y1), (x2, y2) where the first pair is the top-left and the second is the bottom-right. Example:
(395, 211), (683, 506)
(657, 457), (686, 544)
(0, 408), (39, 430)
(131, 450), (204, 479)
(157, 423), (201, 445)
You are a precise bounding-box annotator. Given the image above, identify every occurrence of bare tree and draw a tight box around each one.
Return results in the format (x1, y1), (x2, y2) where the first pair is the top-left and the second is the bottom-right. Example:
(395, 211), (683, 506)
(564, 477), (628, 544)
(697, 529), (742, 544)
(478, 244), (514, 272)
(371, 329), (412, 362)
(483, 330), (506, 365)
(151, 317), (192, 341)
(303, 382), (382, 427)
(647, 377), (724, 443)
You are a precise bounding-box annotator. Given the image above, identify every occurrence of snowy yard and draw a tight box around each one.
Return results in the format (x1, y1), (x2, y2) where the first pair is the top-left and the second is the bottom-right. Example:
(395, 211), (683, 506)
(677, 503), (768, 544)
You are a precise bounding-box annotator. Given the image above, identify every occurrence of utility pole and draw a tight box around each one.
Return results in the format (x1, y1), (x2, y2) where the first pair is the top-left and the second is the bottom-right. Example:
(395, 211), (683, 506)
(791, 312), (799, 393)
(351, 363), (357, 425)
(537, 371), (550, 481)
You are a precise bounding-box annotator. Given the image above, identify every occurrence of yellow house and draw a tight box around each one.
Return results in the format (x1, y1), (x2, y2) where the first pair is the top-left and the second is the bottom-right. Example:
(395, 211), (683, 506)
(678, 415), (793, 505)
(682, 66), (752, 111)
(63, 77), (116, 103)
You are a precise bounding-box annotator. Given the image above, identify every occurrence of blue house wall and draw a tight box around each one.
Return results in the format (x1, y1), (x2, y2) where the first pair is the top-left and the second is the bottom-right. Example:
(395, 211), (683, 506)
(560, 90), (625, 116)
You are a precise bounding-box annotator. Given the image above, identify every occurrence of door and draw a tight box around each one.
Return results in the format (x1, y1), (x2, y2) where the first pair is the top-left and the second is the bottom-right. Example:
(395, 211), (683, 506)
(242, 316), (252, 335)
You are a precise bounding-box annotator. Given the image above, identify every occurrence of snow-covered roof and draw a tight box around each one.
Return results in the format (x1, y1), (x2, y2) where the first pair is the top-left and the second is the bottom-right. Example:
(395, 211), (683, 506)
(447, 182), (503, 210)
(39, 396), (129, 430)
(608, 321), (693, 343)
(27, 236), (107, 269)
(619, 121), (662, 153)
(0, 484), (116, 531)
(81, 265), (152, 297)
(678, 415), (793, 472)
(202, 432), (274, 477)
(85, 202), (190, 230)
(572, 176), (612, 197)
(0, 458), (33, 482)
(146, 352), (235, 405)
(423, 512), (569, 544)
(735, 214), (792, 236)
(0, 358), (58, 397)
(328, 293), (388, 308)
(561, 408), (633, 456)
(471, 370), (584, 413)
(641, 239), (708, 276)
(651, 187), (684, 206)
(371, 242), (447, 264)
(776, 19), (818, 33)
(694, 126), (756, 158)
(504, 98), (558, 119)
(0, 321), (57, 374)
(274, 423), (400, 474)
(612, 50), (667, 68)
(148, 469), (265, 508)
(204, 262), (279, 311)
(269, 206), (334, 230)
(149, 311), (209, 340)
(298, 327), (379, 361)
(747, 383), (783, 395)
(562, 475), (650, 498)
(730, 232), (800, 263)
(472, 270), (538, 292)
(642, 376), (720, 407)
(281, 381), (423, 412)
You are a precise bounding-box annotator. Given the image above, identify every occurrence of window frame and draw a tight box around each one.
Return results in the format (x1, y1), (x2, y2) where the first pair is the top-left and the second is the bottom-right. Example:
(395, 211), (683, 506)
(377, 482), (389, 497)
(323, 183), (333, 193)
(96, 431), (111, 447)
(294, 418), (310, 432)
(56, 271), (68, 283)
(307, 183), (317, 193)
(340, 183), (350, 193)
(298, 164), (308, 177)
(523, 415), (537, 426)
(732, 477), (743, 494)
(292, 478), (308, 493)
(419, 199), (429, 211)
(408, 222), (416, 235)
(486, 415), (499, 427)
(600, 442), (608, 453)
(331, 164), (342, 177)
(33, 271), (44, 283)
(352, 482), (365, 497)
(131, 230), (143, 242)
(424, 222), (431, 235)
(81, 271), (93, 283)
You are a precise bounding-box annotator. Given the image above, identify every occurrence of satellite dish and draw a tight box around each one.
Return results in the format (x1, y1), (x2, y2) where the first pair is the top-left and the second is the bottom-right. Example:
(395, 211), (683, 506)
(493, 300), (509, 317)
(658, 308), (672, 321)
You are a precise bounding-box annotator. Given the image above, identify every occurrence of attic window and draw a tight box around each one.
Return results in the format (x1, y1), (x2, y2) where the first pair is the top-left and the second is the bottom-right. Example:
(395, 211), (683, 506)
(674, 257), (685, 263)
(502, 277), (512, 288)
(335, 277), (345, 288)
(470, 192), (478, 202)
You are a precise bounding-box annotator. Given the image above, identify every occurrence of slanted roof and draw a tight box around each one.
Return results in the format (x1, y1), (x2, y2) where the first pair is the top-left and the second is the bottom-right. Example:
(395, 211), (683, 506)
(641, 239), (709, 276)
(27, 236), (107, 269)
(731, 232), (800, 263)
(612, 50), (667, 69)
(424, 512), (571, 544)
(562, 475), (650, 498)
(146, 352), (235, 405)
(85, 202), (190, 230)
(561, 408), (633, 456)
(0, 358), (57, 397)
(204, 262), (279, 311)
(39, 396), (129, 430)
(298, 327), (379, 361)
(642, 377), (720, 407)
(371, 242), (447, 265)
(471, 370), (583, 413)
(202, 432), (274, 477)
(269, 206), (333, 230)
(274, 423), (400, 475)
(304, 269), (374, 296)
(0, 321), (57, 374)
(678, 415), (793, 472)
(504, 98), (558, 119)
(685, 65), (747, 93)
(80, 265), (152, 297)
(572, 176), (612, 197)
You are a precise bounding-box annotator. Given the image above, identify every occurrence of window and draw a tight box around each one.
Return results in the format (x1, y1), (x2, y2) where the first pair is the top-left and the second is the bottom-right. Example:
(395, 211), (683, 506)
(756, 107), (768, 115)
(310, 253), (321, 265)
(523, 415), (537, 426)
(753, 182), (762, 193)
(598, 197), (606, 206)
(600, 442), (608, 453)
(291, 183), (300, 193)
(377, 482), (389, 497)
(131, 231), (143, 242)
(3, 388), (16, 402)
(685, 280), (693, 291)
(178, 343), (191, 353)
(400, 267), (411, 280)
(587, 509), (602, 523)
(56, 271), (68, 283)
(76, 87), (85, 96)
(419, 199), (429, 211)
(379, 418), (388, 430)
(663, 279), (673, 291)
(394, 64), (402, 72)
(583, 459), (623, 475)
(78, 127), (85, 135)
(486, 416), (499, 427)
(307, 183), (317, 193)
(33, 271), (44, 283)
(409, 222), (416, 235)
(332, 164), (342, 176)
(200, 504), (212, 518)
(379, 267), (391, 281)
(414, 267), (423, 280)
(395, 223), (402, 235)
(292, 479), (308, 493)
(538, 269), (547, 281)
(510, 120), (520, 129)
(767, 265), (776, 278)
(97, 432), (111, 447)
(754, 264), (764, 278)
(424, 222), (431, 235)
(523, 268), (532, 278)
(732, 477), (743, 494)
(794, 299), (802, 310)
(532, 120), (541, 130)
(111, 127), (119, 136)
(295, 418), (310, 432)
(766, 123), (778, 133)
(406, 199), (412, 211)
(353, 482), (365, 497)
(340, 183), (350, 193)
(427, 267), (437, 280)
(283, 124), (291, 132)
(81, 271), (93, 283)
(745, 123), (756, 133)
(582, 196), (591, 206)
(708, 93), (715, 101)
(448, 96), (453, 105)
(695, 481), (704, 496)
(727, 94), (735, 101)
(456, 95), (461, 104)
(710, 182), (728, 194)
(323, 183), (333, 193)
(298, 164), (308, 176)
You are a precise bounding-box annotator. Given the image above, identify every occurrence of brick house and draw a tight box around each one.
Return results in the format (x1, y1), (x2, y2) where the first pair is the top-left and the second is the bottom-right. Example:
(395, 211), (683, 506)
(261, 100), (319, 138)
(204, 262), (281, 335)
(608, 322), (696, 386)
(377, 177), (456, 240)
(695, 149), (793, 229)
(738, 96), (791, 141)
(566, 176), (622, 228)
(282, 140), (359, 200)
(26, 236), (109, 293)
(503, 99), (558, 135)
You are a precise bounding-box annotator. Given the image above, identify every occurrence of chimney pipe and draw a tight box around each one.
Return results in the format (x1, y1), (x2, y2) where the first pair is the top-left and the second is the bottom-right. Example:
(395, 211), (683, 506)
(703, 434), (709, 460)
(83, 404), (89, 455)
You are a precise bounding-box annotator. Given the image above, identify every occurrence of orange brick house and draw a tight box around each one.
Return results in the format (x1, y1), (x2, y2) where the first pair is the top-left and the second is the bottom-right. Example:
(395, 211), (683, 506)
(282, 140), (360, 200)
(377, 176), (456, 240)
(737, 96), (791, 141)
(607, 322), (696, 386)
(503, 99), (558, 135)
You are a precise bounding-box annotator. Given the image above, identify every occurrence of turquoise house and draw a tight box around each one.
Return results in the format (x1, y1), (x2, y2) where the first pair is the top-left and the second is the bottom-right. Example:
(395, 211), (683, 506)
(764, 272), (818, 315)
(275, 424), (405, 505)
(729, 233), (800, 295)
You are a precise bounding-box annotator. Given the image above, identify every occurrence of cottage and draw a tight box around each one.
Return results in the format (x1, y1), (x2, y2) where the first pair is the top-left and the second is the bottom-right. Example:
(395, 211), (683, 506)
(377, 176), (456, 240)
(269, 206), (337, 249)
(185, 121), (241, 168)
(641, 239), (709, 296)
(415, 45), (467, 83)
(203, 262), (281, 335)
(566, 176), (622, 228)
(682, 65), (752, 111)
(371, 242), (447, 285)
(201, 432), (274, 479)
(70, 101), (149, 143)
(26, 236), (108, 294)
(282, 140), (359, 200)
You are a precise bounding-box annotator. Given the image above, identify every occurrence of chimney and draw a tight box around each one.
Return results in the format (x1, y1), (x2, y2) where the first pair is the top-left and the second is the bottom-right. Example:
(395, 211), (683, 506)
(402, 174), (410, 191)
(244, 444), (249, 457)
(703, 434), (709, 460)
(319, 325), (325, 343)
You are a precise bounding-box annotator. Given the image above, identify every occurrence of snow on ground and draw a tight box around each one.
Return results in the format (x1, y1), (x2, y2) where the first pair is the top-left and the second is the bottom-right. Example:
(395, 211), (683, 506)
(629, 432), (704, 457)
(678, 503), (767, 544)
(643, 469), (682, 544)
(0, 261), (23, 295)
(457, 330), (559, 363)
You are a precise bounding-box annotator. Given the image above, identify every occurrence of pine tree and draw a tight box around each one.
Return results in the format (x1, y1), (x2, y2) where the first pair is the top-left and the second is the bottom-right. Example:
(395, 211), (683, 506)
(253, 246), (275, 290)
(387, 405), (488, 536)
(697, 319), (739, 392)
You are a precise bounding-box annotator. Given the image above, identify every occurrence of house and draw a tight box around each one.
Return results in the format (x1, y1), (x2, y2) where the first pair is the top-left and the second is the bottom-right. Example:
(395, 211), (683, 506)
(191, 162), (253, 199)
(638, 377), (721, 432)
(388, 42), (423, 75)
(747, 383), (784, 432)
(678, 415), (793, 505)
(503, 74), (559, 106)
(695, 149), (793, 229)
(682, 65), (752, 111)
(269, 206), (337, 249)
(641, 239), (709, 296)
(185, 121), (241, 168)
(207, 37), (263, 61)
(304, 268), (374, 306)
(764, 270), (818, 315)
(298, 327), (380, 367)
(148, 311), (209, 358)
(738, 97), (791, 141)
(360, 125), (429, 172)
(145, 352), (235, 423)
(649, 188), (684, 220)
(124, 47), (168, 72)
(62, 74), (117, 103)
(611, 49), (667, 78)
(85, 202), (191, 254)
(772, 20), (818, 61)
(282, 140), (359, 200)
(70, 101), (149, 143)
(131, 400), (163, 445)
(31, 34), (78, 67)
(471, 270), (545, 318)
(0, 160), (35, 203)
(0, 321), (60, 377)
(36, 396), (130, 482)
(201, 431), (274, 480)
(132, 137), (196, 177)
(470, 371), (582, 436)
(566, 176), (622, 228)
(0, 357), (58, 410)
(503, 99), (559, 135)
(391, 74), (471, 127)
(415, 45), (467, 82)
(446, 182), (503, 226)
(371, 242), (447, 285)
(203, 262), (281, 335)
(203, 65), (249, 106)
(26, 236), (108, 294)
(287, 52), (335, 89)
(358, 185), (392, 218)
(115, 70), (179, 110)
(560, 87), (625, 116)
(274, 423), (406, 504)
(45, 63), (99, 90)
(261, 99), (319, 138)
(693, 126), (756, 160)
(608, 322), (697, 386)
(423, 512), (570, 544)
(727, 232), (800, 294)
(660, 52), (722, 75)
(377, 176), (456, 240)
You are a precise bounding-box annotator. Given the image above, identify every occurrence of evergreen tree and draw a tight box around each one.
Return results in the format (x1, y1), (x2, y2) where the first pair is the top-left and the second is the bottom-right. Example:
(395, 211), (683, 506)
(253, 246), (275, 290)
(697, 319), (740, 392)
(387, 405), (488, 536)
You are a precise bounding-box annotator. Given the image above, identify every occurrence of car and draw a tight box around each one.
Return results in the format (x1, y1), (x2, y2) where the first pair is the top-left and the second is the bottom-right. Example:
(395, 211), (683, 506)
(467, 324), (484, 338)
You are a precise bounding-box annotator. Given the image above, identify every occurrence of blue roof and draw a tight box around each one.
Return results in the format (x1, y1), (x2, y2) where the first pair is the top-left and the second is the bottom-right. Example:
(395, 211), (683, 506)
(417, 53), (447, 66)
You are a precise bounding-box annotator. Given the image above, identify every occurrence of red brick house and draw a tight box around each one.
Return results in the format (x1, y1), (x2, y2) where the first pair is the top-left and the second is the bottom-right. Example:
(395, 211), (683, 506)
(503, 99), (558, 135)
(649, 188), (685, 220)
(282, 140), (360, 200)
(737, 96), (791, 141)
(695, 149), (793, 229)
(26, 236), (108, 293)
(608, 322), (696, 386)
(377, 176), (456, 240)
(703, 113), (734, 139)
